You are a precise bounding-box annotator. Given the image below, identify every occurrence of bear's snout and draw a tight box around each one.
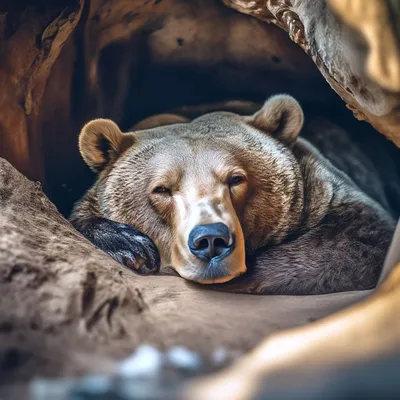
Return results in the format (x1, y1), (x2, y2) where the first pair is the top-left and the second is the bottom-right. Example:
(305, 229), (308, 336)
(188, 222), (234, 262)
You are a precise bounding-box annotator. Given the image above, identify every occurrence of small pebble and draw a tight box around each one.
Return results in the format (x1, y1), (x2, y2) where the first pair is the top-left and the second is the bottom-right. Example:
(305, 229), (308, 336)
(165, 346), (202, 371)
(117, 345), (163, 378)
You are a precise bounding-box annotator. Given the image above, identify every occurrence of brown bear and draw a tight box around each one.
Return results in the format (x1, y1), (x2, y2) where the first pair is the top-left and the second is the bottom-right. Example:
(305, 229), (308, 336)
(70, 95), (397, 295)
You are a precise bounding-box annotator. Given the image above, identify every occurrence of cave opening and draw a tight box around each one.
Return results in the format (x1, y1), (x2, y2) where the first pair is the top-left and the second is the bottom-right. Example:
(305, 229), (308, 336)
(28, 0), (399, 219)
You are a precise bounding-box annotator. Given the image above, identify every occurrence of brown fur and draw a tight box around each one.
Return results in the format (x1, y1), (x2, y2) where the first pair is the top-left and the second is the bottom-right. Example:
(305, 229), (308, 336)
(70, 95), (396, 294)
(131, 114), (190, 131)
(79, 119), (135, 173)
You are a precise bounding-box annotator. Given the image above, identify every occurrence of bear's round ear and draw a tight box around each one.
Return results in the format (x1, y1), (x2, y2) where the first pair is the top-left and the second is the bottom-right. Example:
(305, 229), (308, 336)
(245, 95), (304, 145)
(79, 119), (135, 173)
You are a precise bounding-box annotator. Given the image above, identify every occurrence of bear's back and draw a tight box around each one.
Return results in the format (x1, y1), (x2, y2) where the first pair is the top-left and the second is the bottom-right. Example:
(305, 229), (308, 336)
(300, 117), (400, 218)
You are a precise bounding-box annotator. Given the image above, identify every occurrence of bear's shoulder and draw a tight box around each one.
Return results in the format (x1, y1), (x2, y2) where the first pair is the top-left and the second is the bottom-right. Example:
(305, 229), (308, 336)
(296, 117), (398, 217)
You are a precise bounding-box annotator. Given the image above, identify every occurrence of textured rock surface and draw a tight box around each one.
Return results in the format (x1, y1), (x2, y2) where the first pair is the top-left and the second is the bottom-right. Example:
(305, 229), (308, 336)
(0, 158), (368, 395)
(0, 0), (331, 216)
(222, 0), (400, 147)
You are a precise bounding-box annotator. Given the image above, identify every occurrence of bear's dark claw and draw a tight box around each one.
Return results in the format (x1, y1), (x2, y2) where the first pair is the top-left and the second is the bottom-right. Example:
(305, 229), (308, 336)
(78, 218), (160, 275)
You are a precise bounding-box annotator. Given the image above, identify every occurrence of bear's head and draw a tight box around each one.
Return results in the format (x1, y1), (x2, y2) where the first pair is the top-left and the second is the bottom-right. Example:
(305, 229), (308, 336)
(79, 95), (304, 284)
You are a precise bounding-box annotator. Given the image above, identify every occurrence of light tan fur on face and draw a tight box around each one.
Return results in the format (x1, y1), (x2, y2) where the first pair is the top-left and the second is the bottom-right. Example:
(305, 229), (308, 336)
(171, 164), (247, 284)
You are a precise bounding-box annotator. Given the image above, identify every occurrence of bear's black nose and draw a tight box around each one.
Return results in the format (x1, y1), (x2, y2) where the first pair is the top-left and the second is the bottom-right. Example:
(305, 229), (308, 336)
(188, 223), (233, 262)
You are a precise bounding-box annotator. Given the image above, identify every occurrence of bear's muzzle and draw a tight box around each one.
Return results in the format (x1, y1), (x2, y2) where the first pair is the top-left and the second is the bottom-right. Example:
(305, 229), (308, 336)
(188, 222), (234, 262)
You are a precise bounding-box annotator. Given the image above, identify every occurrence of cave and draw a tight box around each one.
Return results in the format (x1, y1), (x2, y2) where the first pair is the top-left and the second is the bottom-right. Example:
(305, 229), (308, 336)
(1, 0), (400, 399)
(49, 0), (340, 216)
(3, 0), (399, 216)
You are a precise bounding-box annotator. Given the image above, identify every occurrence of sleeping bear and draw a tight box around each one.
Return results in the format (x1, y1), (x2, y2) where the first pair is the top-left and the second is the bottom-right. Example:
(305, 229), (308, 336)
(70, 95), (397, 295)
